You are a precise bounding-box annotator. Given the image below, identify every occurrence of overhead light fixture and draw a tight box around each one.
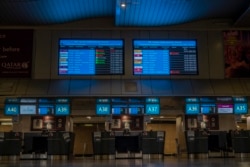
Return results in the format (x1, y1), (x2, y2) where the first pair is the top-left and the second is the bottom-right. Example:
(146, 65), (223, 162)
(84, 124), (93, 127)
(1, 122), (13, 126)
(0, 118), (12, 121)
(121, 3), (126, 8)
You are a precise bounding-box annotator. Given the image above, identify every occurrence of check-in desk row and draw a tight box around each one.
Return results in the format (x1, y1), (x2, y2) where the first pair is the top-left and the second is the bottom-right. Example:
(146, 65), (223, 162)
(231, 130), (250, 156)
(92, 131), (165, 159)
(0, 131), (74, 160)
(0, 132), (22, 157)
(185, 130), (250, 158)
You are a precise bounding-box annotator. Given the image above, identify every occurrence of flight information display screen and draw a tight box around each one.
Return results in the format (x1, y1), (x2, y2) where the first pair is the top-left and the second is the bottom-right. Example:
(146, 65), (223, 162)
(133, 40), (198, 75)
(58, 39), (124, 75)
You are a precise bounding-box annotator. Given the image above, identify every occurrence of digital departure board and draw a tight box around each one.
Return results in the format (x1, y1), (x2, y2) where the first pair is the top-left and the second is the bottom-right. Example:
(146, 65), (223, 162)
(58, 39), (124, 75)
(133, 40), (198, 75)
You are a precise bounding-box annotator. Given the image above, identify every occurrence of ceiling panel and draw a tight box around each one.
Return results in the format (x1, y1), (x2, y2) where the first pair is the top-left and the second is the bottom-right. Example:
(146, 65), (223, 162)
(0, 0), (115, 25)
(115, 0), (250, 27)
(0, 0), (249, 27)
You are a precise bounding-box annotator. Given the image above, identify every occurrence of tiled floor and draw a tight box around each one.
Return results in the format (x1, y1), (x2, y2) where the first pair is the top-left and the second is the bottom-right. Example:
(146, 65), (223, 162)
(1, 157), (250, 167)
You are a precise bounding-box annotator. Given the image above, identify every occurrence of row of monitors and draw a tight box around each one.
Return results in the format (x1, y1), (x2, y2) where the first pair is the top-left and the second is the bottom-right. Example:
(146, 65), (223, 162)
(185, 103), (248, 115)
(5, 97), (70, 104)
(4, 104), (70, 116)
(96, 104), (160, 115)
(186, 97), (247, 103)
(58, 39), (198, 75)
(97, 97), (160, 104)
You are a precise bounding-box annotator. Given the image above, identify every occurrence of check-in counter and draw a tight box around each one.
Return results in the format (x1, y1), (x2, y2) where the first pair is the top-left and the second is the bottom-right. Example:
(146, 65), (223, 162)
(231, 130), (250, 157)
(92, 131), (115, 159)
(185, 130), (208, 158)
(21, 131), (74, 160)
(92, 131), (165, 159)
(185, 130), (235, 158)
(141, 131), (165, 158)
(0, 132), (22, 160)
(207, 131), (233, 157)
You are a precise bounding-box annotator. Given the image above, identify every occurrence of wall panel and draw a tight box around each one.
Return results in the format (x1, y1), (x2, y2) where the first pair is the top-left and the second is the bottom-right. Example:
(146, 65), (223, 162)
(207, 31), (224, 78)
(33, 30), (52, 79)
(33, 29), (226, 80)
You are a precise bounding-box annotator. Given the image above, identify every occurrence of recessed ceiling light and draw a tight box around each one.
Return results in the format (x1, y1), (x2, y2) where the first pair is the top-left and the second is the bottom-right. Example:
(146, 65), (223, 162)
(121, 3), (126, 8)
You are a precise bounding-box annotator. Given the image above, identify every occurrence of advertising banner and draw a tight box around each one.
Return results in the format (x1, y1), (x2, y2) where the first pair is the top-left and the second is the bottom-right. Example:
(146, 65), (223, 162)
(0, 29), (33, 77)
(223, 30), (250, 78)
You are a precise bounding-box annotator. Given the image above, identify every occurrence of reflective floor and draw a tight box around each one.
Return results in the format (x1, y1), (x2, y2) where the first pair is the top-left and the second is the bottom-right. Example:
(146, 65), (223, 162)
(1, 157), (250, 167)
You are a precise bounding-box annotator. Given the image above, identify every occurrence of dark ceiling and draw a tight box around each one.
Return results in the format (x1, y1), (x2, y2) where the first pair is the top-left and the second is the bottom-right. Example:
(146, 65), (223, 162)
(0, 0), (250, 28)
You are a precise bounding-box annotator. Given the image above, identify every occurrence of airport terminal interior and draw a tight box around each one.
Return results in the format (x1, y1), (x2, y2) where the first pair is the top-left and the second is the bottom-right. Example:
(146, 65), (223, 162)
(1, 0), (250, 166)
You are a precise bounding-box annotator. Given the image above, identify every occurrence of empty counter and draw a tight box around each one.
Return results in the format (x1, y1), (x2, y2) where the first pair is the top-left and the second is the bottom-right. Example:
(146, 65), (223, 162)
(48, 132), (75, 159)
(0, 132), (22, 160)
(141, 131), (165, 159)
(21, 131), (74, 160)
(231, 130), (250, 157)
(92, 131), (115, 159)
(208, 131), (234, 157)
(115, 135), (141, 158)
(92, 131), (165, 159)
(185, 130), (208, 158)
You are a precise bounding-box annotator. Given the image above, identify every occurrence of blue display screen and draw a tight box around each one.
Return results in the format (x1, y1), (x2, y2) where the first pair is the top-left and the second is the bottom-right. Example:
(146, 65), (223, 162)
(112, 105), (127, 115)
(96, 104), (111, 115)
(200, 97), (216, 103)
(133, 40), (198, 75)
(55, 104), (70, 115)
(58, 39), (124, 75)
(200, 103), (216, 114)
(185, 97), (199, 103)
(5, 104), (19, 115)
(185, 103), (200, 115)
(38, 104), (54, 115)
(128, 104), (144, 115)
(145, 97), (160, 103)
(96, 98), (110, 103)
(112, 108), (122, 115)
(145, 104), (160, 115)
(5, 98), (20, 103)
(234, 103), (248, 114)
(20, 105), (37, 115)
(38, 98), (54, 103)
(233, 97), (247, 103)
